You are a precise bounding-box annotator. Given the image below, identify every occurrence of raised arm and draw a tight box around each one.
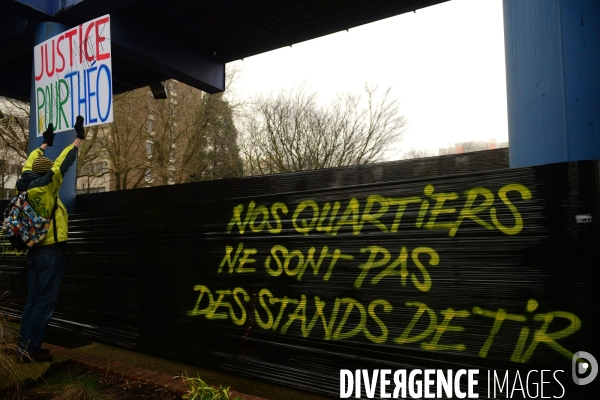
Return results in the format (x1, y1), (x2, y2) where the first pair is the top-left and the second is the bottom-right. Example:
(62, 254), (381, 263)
(22, 124), (54, 172)
(73, 115), (86, 148)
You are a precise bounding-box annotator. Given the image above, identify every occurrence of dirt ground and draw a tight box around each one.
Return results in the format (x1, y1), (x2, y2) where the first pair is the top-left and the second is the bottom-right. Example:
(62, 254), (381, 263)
(74, 342), (331, 400)
(18, 365), (182, 400)
(4, 324), (331, 400)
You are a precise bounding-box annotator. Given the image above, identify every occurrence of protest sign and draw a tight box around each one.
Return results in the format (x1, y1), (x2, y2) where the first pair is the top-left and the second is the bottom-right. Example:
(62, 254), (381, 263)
(33, 15), (112, 135)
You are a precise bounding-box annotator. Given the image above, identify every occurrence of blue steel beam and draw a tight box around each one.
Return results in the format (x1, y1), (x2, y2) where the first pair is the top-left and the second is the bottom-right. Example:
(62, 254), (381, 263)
(216, 0), (450, 62)
(61, 0), (85, 10)
(12, 0), (86, 15)
(290, 0), (322, 26)
(2, 0), (449, 96)
(146, 0), (235, 50)
(49, 0), (225, 92)
(217, 0), (276, 41)
(51, 0), (144, 25)
(110, 14), (225, 94)
(0, 0), (51, 21)
(503, 0), (600, 167)
(12, 0), (59, 15)
(363, 0), (377, 11)
(0, 16), (33, 65)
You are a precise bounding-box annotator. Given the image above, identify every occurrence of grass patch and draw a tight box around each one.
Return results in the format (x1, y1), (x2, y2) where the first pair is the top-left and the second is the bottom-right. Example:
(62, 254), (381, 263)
(1, 306), (49, 399)
(34, 365), (105, 400)
(181, 374), (240, 400)
(78, 342), (329, 400)
(20, 362), (181, 400)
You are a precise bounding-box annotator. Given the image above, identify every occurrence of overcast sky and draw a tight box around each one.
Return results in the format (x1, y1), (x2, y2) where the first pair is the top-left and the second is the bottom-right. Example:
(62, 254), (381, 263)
(229, 0), (507, 160)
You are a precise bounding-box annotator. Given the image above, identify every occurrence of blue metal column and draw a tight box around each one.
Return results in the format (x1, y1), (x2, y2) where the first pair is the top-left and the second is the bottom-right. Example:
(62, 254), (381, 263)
(503, 0), (600, 168)
(29, 22), (78, 214)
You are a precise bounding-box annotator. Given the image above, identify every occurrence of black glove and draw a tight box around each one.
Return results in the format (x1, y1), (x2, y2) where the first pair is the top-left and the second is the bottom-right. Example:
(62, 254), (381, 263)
(42, 123), (55, 146)
(74, 115), (85, 139)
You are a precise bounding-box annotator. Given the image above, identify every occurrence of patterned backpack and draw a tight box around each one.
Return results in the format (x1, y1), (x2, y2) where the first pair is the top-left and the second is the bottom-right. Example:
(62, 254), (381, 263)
(1, 191), (57, 250)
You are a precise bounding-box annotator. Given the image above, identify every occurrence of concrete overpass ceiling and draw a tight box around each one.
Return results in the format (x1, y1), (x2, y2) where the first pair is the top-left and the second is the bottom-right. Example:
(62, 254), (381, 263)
(0, 0), (448, 101)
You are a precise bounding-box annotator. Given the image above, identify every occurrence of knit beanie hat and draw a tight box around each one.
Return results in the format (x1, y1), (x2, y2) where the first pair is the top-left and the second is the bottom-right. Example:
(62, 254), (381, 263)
(32, 156), (54, 174)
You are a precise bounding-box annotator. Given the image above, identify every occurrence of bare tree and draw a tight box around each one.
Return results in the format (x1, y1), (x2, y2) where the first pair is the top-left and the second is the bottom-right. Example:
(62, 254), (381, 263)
(184, 92), (243, 182)
(459, 141), (482, 153)
(183, 65), (244, 182)
(143, 82), (201, 186)
(75, 124), (108, 193)
(401, 147), (435, 160)
(0, 98), (28, 197)
(0, 97), (29, 161)
(240, 84), (407, 175)
(456, 141), (506, 153)
(102, 77), (243, 190)
(98, 89), (153, 190)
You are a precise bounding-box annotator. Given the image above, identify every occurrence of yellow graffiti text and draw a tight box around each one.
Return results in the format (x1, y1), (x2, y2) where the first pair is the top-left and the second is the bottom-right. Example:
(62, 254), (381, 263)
(472, 300), (582, 363)
(188, 285), (581, 364)
(264, 244), (353, 282)
(354, 245), (439, 291)
(226, 201), (288, 234)
(187, 284), (250, 326)
(226, 183), (532, 237)
(0, 243), (27, 257)
(218, 243), (257, 273)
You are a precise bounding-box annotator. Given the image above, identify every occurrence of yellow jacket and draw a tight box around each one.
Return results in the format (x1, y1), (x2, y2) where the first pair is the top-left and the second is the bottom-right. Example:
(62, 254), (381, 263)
(16, 145), (78, 245)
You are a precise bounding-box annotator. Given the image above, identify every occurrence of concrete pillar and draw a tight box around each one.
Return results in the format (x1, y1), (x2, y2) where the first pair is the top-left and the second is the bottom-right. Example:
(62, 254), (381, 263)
(29, 22), (78, 214)
(503, 0), (600, 168)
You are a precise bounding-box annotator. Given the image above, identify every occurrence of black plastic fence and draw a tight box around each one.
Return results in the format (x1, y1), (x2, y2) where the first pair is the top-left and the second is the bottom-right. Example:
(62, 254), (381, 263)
(1, 149), (598, 399)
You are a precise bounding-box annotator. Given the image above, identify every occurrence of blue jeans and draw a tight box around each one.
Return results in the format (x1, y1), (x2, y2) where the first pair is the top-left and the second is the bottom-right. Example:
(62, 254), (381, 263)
(18, 244), (65, 355)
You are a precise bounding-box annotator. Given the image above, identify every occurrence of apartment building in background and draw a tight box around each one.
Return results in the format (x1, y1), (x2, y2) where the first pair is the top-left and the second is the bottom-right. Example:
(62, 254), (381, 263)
(0, 96), (27, 199)
(438, 138), (508, 156)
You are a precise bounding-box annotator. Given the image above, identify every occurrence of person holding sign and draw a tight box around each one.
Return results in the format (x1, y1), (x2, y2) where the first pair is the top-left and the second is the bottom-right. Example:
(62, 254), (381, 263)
(16, 116), (86, 363)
